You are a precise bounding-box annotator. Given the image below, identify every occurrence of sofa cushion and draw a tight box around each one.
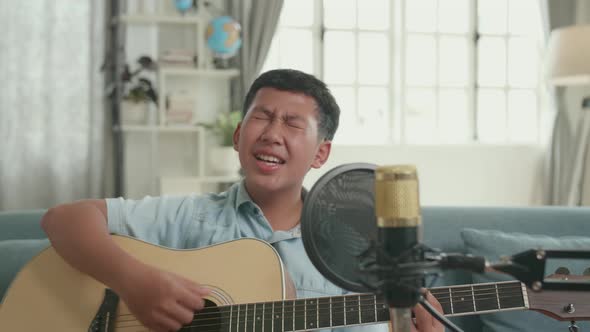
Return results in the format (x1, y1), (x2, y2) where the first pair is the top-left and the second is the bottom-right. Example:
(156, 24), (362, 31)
(0, 238), (49, 301)
(461, 228), (590, 332)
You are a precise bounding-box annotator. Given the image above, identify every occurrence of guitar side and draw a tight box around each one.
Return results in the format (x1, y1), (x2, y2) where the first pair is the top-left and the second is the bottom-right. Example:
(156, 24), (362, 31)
(0, 236), (287, 331)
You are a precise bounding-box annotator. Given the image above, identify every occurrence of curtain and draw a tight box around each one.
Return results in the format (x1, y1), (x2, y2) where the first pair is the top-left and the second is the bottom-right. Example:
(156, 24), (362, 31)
(0, 1), (107, 210)
(542, 0), (590, 205)
(225, 0), (284, 113)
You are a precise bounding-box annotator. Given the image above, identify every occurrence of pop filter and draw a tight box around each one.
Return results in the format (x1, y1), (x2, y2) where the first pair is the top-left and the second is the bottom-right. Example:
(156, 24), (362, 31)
(301, 163), (379, 292)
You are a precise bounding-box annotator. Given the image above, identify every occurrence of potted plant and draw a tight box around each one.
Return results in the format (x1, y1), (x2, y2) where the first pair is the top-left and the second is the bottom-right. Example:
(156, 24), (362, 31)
(120, 56), (158, 125)
(199, 111), (242, 176)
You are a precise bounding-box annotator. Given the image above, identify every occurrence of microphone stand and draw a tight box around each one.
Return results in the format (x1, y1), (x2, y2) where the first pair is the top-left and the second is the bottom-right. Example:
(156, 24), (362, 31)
(389, 307), (413, 332)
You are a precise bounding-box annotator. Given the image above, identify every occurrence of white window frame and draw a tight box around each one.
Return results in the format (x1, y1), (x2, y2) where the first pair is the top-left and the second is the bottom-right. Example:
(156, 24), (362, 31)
(263, 0), (546, 145)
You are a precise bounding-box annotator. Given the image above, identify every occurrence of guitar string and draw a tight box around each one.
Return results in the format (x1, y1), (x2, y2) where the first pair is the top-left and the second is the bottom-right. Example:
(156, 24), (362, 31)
(114, 292), (525, 324)
(113, 286), (524, 321)
(111, 283), (522, 317)
(113, 294), (527, 329)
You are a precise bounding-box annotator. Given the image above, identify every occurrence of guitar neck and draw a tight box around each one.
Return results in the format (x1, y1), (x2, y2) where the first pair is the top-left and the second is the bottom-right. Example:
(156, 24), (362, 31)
(188, 281), (528, 332)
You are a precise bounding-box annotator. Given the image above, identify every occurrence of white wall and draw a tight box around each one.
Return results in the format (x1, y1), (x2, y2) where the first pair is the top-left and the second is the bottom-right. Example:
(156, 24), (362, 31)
(303, 145), (547, 206)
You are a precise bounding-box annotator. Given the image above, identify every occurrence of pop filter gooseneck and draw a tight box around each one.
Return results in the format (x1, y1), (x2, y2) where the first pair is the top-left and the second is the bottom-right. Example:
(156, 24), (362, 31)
(301, 163), (379, 292)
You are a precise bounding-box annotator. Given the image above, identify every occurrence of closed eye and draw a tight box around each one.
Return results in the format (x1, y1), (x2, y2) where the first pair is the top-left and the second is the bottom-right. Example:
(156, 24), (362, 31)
(287, 122), (305, 129)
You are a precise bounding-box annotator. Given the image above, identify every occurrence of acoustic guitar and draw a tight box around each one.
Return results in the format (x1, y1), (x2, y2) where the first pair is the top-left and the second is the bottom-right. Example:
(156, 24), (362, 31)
(0, 236), (588, 331)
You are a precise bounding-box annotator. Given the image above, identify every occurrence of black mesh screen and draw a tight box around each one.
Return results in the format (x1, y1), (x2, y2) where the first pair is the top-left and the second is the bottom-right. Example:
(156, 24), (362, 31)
(301, 163), (379, 292)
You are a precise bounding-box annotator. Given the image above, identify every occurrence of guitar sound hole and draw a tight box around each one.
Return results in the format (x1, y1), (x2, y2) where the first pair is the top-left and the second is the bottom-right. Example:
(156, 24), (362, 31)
(182, 299), (221, 332)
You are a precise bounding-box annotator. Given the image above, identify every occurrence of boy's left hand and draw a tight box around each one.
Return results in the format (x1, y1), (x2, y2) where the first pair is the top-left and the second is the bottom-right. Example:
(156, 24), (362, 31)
(412, 291), (444, 332)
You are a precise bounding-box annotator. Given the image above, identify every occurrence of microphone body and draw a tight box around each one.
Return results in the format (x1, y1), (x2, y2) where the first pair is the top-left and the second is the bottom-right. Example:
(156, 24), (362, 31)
(375, 165), (424, 309)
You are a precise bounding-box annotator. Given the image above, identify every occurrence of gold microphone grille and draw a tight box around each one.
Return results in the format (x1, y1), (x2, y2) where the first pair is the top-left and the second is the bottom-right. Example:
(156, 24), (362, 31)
(375, 165), (421, 227)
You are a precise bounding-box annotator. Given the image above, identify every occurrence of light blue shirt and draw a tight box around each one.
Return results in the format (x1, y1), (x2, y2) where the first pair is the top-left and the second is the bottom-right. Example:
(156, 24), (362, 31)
(106, 180), (388, 332)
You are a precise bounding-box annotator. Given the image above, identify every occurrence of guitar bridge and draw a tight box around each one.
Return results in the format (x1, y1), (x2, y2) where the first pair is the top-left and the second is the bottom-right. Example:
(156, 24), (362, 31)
(88, 289), (120, 332)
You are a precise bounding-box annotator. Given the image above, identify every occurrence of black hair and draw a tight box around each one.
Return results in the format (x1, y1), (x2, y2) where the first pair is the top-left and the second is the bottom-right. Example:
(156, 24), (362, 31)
(242, 69), (340, 141)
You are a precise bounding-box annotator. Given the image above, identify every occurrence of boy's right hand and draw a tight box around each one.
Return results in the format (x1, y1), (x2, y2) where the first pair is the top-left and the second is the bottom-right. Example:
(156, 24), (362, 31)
(116, 263), (211, 332)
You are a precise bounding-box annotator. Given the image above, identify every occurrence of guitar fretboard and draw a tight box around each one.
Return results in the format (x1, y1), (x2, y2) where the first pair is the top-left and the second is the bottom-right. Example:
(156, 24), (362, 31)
(181, 281), (527, 332)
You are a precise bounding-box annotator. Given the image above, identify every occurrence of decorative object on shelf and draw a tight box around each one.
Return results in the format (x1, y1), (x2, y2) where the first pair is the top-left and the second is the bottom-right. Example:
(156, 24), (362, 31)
(205, 16), (242, 69)
(199, 111), (242, 175)
(166, 91), (196, 125)
(159, 49), (197, 67)
(174, 0), (194, 14)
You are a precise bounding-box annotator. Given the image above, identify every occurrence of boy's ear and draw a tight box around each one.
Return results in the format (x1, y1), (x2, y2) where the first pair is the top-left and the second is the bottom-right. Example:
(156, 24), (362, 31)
(233, 122), (242, 152)
(311, 140), (331, 169)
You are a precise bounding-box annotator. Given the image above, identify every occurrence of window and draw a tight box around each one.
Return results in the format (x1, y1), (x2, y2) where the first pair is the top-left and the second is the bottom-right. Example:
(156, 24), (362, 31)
(262, 0), (547, 145)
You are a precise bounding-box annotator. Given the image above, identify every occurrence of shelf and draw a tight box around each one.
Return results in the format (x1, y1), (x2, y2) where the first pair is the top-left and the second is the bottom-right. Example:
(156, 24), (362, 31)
(159, 67), (240, 78)
(117, 14), (203, 25)
(120, 125), (202, 133)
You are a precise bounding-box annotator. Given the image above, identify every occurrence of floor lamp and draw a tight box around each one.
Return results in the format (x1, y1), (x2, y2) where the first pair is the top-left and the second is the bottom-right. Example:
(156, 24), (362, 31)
(545, 24), (590, 205)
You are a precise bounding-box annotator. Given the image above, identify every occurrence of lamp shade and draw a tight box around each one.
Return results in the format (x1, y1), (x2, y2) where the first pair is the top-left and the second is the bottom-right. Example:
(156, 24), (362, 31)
(545, 24), (590, 86)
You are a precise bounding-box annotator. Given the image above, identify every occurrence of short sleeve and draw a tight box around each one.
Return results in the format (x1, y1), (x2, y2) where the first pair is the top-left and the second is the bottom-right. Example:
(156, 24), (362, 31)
(106, 195), (201, 248)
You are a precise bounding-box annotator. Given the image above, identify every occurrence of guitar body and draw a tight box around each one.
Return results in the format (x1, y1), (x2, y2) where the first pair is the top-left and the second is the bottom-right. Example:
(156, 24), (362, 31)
(0, 236), (287, 331)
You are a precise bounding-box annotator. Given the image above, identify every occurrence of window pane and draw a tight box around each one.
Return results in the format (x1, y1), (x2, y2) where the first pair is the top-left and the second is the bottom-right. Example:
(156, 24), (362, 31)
(438, 0), (469, 34)
(439, 89), (470, 142)
(509, 0), (542, 37)
(279, 29), (313, 74)
(405, 0), (436, 33)
(359, 32), (389, 84)
(508, 90), (537, 143)
(324, 31), (356, 84)
(324, 0), (355, 29)
(357, 87), (389, 144)
(508, 37), (539, 88)
(358, 0), (389, 30)
(439, 36), (469, 87)
(405, 88), (436, 143)
(405, 34), (436, 86)
(477, 89), (507, 143)
(478, 37), (506, 87)
(280, 0), (314, 27)
(478, 0), (507, 34)
(330, 86), (357, 144)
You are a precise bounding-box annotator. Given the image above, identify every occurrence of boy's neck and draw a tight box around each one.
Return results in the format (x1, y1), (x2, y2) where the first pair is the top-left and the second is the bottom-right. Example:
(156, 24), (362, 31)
(245, 182), (303, 231)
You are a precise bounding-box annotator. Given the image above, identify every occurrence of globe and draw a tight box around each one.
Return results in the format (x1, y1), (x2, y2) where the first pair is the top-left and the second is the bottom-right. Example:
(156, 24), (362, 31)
(205, 16), (242, 58)
(174, 0), (192, 13)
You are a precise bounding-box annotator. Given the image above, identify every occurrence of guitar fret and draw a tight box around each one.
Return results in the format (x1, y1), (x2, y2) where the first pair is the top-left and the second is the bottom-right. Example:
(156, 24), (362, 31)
(229, 305), (233, 332)
(449, 288), (454, 314)
(263, 301), (272, 332)
(495, 284), (501, 309)
(273, 301), (282, 332)
(330, 297), (333, 327)
(471, 285), (476, 312)
(357, 295), (363, 323)
(305, 298), (317, 329)
(373, 294), (377, 323)
(281, 300), (285, 332)
(318, 297), (330, 328)
(294, 299), (305, 331)
(343, 296), (347, 326)
(254, 303), (258, 332)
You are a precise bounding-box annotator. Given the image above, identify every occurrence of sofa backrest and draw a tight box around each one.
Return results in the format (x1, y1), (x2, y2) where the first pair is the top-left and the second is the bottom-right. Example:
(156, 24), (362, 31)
(422, 206), (590, 331)
(0, 210), (46, 241)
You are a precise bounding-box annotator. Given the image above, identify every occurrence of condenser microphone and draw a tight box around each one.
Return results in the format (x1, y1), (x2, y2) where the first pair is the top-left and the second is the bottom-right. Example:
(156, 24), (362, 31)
(375, 165), (424, 330)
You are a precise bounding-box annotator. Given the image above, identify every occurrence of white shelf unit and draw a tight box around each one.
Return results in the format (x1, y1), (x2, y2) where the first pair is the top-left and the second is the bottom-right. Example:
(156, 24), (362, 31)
(118, 14), (202, 25)
(119, 1), (240, 198)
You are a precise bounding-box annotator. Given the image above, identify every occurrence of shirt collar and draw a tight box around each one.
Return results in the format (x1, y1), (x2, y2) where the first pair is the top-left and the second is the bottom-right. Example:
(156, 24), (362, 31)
(234, 179), (309, 210)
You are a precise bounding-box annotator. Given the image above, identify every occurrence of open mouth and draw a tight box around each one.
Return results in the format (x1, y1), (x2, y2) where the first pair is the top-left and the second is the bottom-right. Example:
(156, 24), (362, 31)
(255, 154), (286, 165)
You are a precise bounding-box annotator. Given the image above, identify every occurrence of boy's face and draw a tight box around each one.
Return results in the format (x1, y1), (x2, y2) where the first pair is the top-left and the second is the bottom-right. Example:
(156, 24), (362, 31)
(233, 87), (331, 194)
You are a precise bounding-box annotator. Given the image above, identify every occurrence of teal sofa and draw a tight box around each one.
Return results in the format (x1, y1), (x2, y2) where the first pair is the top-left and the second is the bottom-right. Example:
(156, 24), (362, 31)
(0, 207), (589, 331)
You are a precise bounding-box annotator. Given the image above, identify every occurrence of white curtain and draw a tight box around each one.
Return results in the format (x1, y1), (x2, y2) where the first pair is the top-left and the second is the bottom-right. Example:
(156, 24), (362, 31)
(226, 0), (284, 112)
(0, 1), (106, 210)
